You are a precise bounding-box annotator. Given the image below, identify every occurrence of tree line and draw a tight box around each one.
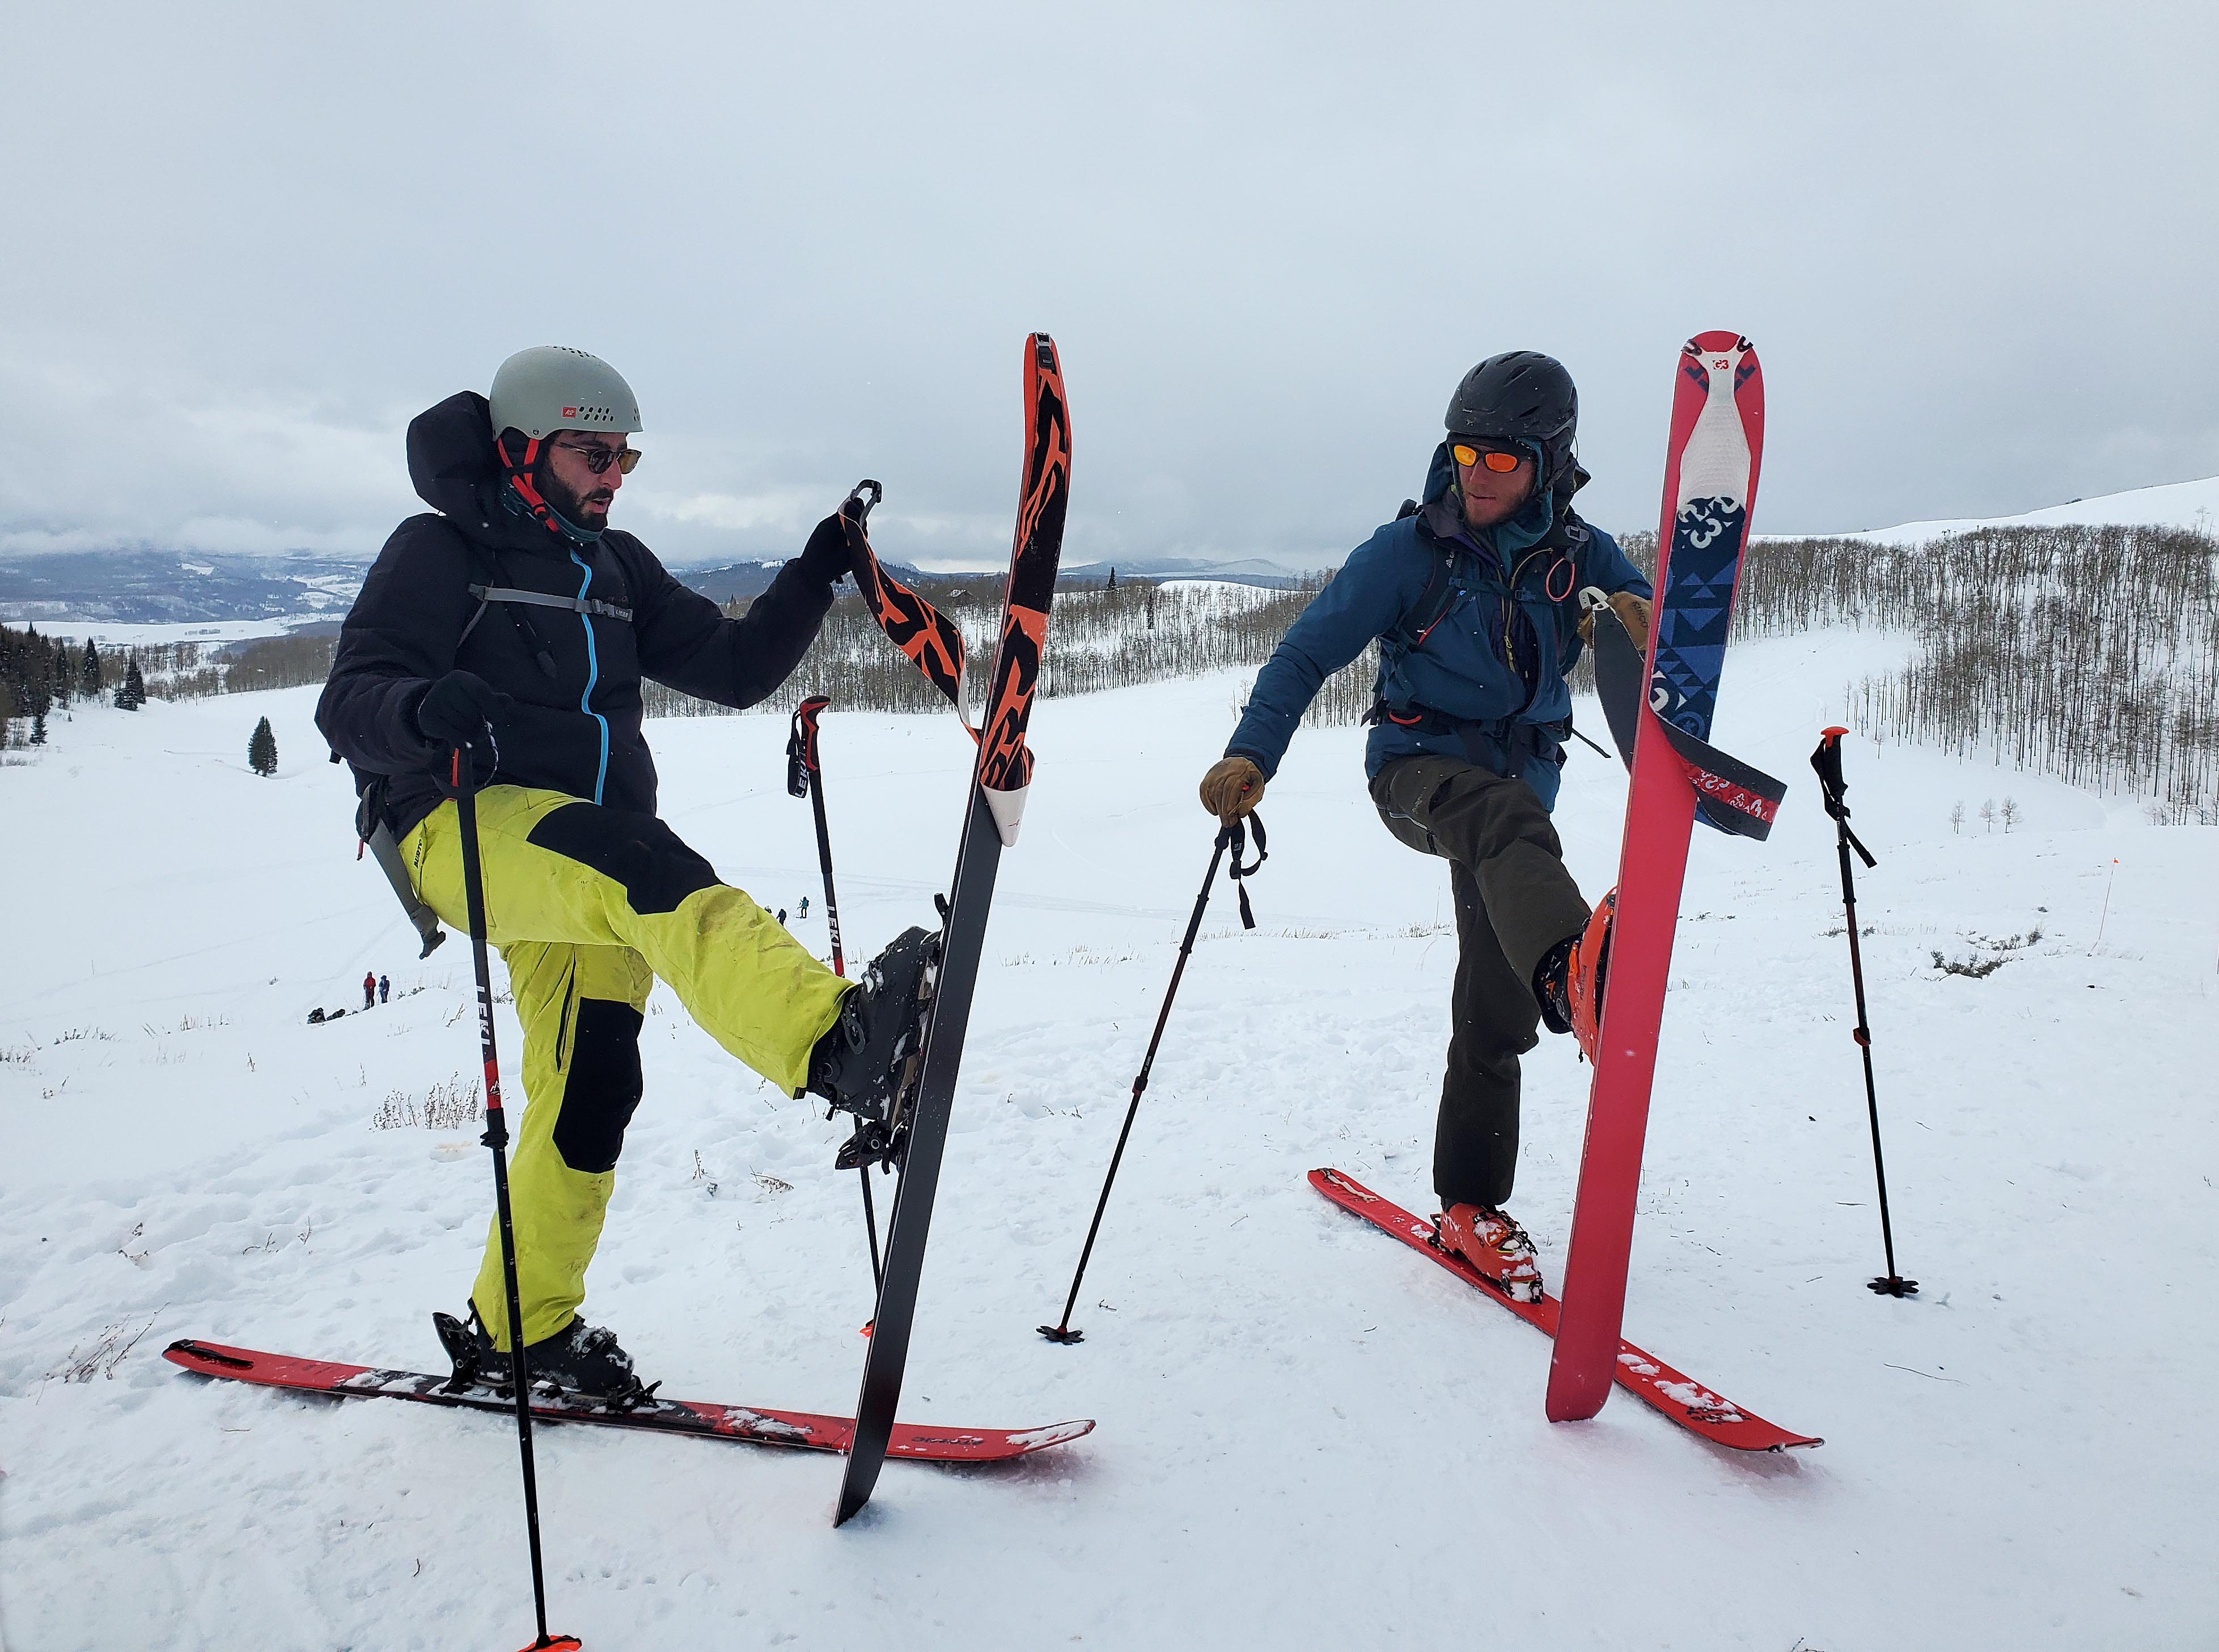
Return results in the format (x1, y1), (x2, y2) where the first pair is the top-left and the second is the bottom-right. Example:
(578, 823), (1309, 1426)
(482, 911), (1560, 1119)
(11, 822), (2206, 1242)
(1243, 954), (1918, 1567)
(12, 519), (2213, 823)
(0, 625), (149, 744)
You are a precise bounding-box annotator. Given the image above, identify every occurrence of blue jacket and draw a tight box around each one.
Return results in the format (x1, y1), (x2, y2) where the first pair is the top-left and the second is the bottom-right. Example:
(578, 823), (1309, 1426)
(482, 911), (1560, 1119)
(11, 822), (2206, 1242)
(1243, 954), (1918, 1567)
(1226, 443), (1651, 812)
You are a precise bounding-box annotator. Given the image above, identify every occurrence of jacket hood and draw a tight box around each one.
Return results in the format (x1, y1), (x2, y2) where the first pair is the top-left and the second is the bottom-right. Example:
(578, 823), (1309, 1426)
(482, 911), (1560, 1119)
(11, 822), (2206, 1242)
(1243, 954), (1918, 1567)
(406, 391), (503, 521)
(405, 391), (597, 556)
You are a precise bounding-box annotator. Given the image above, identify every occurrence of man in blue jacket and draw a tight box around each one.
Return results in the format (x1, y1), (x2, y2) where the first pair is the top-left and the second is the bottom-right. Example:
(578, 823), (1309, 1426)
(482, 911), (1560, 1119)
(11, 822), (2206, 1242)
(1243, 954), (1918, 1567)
(1198, 353), (1650, 1302)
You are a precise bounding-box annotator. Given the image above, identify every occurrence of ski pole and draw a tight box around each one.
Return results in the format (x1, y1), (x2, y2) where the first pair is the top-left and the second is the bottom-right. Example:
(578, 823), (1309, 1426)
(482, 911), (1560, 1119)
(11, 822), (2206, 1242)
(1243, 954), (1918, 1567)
(1811, 728), (1917, 1299)
(451, 745), (582, 1652)
(1041, 814), (1265, 1343)
(787, 693), (884, 1295)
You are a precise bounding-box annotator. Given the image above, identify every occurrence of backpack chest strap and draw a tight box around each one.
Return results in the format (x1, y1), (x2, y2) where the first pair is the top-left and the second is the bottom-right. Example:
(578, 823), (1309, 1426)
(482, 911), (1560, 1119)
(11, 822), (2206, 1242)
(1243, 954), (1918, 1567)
(467, 584), (634, 623)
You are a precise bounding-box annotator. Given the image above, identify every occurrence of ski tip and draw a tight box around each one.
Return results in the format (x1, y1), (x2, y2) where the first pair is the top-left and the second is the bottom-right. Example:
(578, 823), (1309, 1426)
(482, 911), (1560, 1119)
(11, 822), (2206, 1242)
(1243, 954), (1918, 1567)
(514, 1636), (583, 1651)
(1308, 1166), (1376, 1202)
(165, 1338), (253, 1371)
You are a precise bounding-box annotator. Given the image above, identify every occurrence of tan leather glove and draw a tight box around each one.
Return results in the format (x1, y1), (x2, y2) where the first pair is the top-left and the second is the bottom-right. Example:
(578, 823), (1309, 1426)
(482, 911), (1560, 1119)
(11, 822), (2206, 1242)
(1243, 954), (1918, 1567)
(1199, 755), (1267, 821)
(1578, 588), (1653, 646)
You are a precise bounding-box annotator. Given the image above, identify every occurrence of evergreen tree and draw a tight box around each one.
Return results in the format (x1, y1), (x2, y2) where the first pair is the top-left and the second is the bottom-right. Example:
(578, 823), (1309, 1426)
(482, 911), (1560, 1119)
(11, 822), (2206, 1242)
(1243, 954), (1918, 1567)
(31, 709), (46, 745)
(116, 653), (146, 711)
(52, 642), (72, 710)
(80, 638), (103, 700)
(249, 715), (278, 776)
(1106, 566), (1117, 590)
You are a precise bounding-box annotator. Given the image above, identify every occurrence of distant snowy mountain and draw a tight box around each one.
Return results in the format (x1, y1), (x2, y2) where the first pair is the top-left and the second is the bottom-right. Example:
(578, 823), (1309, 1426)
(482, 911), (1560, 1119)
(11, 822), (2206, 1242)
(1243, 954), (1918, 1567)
(0, 549), (367, 625)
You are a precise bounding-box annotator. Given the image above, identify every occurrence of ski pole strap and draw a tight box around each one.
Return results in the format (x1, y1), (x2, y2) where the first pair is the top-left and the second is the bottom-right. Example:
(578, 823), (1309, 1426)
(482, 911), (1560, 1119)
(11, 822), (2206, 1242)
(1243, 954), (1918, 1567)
(466, 584), (634, 623)
(1228, 811), (1267, 929)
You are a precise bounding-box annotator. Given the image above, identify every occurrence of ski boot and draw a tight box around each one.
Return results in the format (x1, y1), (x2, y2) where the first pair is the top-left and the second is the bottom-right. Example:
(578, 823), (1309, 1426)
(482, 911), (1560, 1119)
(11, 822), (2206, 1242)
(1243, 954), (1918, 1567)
(434, 1306), (655, 1407)
(1435, 1204), (1545, 1304)
(807, 925), (938, 1128)
(1535, 889), (1614, 1063)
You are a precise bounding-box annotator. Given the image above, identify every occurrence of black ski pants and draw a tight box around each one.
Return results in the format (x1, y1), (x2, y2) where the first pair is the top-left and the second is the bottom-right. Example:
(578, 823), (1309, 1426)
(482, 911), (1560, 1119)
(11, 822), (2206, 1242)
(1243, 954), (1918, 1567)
(1370, 754), (1592, 1210)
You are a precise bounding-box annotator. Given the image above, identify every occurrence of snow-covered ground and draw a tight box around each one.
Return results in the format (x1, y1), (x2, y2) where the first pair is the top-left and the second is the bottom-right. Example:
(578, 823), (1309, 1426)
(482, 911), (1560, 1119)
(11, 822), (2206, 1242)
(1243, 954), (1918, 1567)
(2, 637), (2214, 1651)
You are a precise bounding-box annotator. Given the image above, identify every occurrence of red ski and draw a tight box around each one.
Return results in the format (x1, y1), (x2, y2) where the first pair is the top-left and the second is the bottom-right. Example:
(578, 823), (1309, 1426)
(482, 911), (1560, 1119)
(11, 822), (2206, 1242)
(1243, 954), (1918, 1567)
(163, 1339), (1092, 1464)
(1547, 332), (1771, 1424)
(1312, 1171), (1818, 1452)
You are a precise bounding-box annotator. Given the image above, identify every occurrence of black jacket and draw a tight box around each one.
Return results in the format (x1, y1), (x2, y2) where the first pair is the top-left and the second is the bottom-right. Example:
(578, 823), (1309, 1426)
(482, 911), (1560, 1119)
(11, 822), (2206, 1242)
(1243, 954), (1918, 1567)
(317, 391), (835, 838)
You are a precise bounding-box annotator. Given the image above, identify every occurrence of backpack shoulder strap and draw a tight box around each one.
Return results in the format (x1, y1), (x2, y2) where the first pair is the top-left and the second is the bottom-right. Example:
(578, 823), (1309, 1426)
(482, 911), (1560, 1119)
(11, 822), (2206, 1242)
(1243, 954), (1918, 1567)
(1394, 518), (1462, 651)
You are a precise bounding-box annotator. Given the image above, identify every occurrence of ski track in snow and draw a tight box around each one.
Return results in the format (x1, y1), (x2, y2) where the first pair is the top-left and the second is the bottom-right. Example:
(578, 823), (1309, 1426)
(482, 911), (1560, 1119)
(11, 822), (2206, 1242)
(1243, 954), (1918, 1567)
(2, 641), (2214, 1650)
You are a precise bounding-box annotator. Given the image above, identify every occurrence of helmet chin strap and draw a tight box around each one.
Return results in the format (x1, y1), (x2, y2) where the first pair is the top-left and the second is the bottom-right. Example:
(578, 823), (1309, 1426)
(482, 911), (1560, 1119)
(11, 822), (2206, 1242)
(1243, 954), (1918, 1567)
(494, 431), (602, 543)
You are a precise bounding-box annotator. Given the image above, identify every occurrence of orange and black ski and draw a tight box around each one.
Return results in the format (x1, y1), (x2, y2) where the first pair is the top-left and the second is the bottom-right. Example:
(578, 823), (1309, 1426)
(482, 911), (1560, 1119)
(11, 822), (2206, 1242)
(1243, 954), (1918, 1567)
(835, 334), (1072, 1527)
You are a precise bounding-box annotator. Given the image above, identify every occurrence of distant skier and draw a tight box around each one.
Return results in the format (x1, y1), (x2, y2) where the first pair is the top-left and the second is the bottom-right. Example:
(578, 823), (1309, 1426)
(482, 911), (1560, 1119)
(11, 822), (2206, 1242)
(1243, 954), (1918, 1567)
(799, 896), (810, 920)
(363, 970), (378, 1010)
(1197, 353), (1651, 1303)
(777, 908), (788, 926)
(378, 974), (391, 1005)
(317, 345), (936, 1399)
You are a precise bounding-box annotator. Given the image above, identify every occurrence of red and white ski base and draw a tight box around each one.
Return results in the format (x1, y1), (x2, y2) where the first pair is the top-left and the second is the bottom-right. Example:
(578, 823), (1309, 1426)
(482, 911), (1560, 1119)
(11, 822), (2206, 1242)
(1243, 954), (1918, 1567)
(1312, 1171), (1818, 1453)
(164, 1339), (1093, 1463)
(1547, 329), (1768, 1425)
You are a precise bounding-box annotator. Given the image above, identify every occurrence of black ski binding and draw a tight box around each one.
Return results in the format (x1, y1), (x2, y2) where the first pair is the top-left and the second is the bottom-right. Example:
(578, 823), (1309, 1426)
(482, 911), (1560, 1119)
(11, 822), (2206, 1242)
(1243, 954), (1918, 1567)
(434, 1309), (493, 1393)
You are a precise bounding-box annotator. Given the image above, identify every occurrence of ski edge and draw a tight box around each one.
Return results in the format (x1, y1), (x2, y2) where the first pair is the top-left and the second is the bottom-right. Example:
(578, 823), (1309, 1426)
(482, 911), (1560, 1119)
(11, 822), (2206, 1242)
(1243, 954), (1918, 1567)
(1310, 1171), (1820, 1453)
(163, 1340), (1094, 1463)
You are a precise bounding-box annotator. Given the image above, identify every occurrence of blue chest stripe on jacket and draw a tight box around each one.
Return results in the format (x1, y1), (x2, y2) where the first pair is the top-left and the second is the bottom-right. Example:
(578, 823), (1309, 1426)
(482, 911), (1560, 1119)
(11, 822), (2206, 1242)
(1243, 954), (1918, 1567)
(568, 550), (610, 804)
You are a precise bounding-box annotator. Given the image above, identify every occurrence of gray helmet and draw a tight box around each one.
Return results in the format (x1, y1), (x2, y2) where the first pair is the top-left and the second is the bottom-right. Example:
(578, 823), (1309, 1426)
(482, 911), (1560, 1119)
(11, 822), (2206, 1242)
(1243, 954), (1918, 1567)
(488, 346), (642, 441)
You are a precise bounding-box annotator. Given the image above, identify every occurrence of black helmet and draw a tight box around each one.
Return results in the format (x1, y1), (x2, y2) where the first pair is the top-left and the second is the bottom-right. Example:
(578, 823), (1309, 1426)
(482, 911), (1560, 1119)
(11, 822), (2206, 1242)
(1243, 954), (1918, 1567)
(1446, 351), (1581, 494)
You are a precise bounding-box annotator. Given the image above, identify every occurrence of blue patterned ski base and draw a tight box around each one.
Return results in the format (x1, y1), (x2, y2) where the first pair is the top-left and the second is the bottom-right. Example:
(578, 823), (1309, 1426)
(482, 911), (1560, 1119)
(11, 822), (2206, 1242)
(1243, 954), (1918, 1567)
(1650, 495), (1748, 741)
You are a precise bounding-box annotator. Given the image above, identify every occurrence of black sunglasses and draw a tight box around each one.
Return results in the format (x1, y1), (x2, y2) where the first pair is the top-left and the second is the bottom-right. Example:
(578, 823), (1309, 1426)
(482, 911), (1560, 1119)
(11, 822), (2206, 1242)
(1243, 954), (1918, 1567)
(553, 440), (641, 476)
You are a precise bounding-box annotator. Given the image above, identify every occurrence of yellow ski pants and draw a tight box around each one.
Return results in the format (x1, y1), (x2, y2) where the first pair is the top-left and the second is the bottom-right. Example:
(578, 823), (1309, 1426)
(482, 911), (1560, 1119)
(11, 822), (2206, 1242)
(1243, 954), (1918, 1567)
(403, 785), (850, 1349)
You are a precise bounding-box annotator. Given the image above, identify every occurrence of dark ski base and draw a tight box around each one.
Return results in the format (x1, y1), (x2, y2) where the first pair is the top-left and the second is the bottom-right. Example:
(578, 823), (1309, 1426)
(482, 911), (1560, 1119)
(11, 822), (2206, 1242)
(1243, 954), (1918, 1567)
(164, 1339), (1093, 1463)
(835, 332), (1072, 1526)
(1310, 1171), (1820, 1453)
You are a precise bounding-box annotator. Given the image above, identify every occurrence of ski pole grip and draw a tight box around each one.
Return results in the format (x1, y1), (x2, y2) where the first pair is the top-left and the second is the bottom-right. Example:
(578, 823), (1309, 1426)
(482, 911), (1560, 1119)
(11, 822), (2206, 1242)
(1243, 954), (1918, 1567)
(1810, 726), (1850, 819)
(843, 478), (883, 524)
(787, 696), (830, 797)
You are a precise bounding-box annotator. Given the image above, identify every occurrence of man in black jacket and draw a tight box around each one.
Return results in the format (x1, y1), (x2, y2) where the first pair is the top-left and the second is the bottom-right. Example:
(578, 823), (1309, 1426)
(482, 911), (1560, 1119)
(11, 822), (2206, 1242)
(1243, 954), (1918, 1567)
(318, 346), (926, 1396)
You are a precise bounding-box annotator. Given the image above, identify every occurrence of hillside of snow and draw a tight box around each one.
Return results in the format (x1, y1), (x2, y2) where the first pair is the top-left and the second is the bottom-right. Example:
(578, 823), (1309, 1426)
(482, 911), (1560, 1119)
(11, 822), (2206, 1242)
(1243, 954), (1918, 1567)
(1837, 473), (2219, 546)
(2, 637), (2214, 1650)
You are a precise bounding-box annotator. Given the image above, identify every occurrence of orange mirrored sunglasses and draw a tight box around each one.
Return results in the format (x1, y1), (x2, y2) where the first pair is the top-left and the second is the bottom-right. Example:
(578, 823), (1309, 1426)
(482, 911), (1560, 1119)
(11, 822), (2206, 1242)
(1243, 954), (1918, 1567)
(1451, 442), (1522, 473)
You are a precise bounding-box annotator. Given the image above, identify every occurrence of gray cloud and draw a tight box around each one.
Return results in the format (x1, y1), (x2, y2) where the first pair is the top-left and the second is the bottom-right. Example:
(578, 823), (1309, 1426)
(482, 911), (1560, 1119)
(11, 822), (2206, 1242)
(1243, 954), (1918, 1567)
(4, 1), (2214, 569)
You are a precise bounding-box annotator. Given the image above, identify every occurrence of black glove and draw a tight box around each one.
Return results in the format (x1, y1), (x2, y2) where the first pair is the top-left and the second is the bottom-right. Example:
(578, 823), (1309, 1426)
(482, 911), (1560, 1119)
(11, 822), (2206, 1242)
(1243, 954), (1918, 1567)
(798, 512), (855, 583)
(414, 670), (511, 753)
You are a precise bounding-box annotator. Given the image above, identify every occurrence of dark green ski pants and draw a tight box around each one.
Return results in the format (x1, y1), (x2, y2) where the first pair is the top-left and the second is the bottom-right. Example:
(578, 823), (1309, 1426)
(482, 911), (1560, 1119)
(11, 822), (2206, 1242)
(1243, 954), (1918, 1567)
(1370, 754), (1593, 1210)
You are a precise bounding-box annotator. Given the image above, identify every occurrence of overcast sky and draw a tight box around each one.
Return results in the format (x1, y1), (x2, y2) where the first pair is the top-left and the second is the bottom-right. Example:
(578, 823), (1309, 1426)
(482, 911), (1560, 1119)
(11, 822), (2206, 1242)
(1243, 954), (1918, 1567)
(4, 2), (2214, 570)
